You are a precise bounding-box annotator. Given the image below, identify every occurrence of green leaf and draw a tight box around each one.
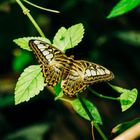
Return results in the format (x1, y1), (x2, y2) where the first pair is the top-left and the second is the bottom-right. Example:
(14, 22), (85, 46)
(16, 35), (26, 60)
(110, 84), (138, 111)
(120, 88), (138, 111)
(71, 98), (102, 124)
(13, 37), (51, 51)
(107, 0), (140, 18)
(67, 23), (84, 49)
(15, 65), (45, 105)
(112, 118), (140, 135)
(53, 23), (84, 52)
(53, 27), (67, 52)
(54, 91), (64, 100)
(53, 83), (62, 96)
(53, 80), (64, 97)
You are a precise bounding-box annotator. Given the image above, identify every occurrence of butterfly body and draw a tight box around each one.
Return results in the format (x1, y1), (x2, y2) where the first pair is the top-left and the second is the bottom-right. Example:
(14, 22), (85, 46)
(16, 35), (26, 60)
(29, 39), (114, 96)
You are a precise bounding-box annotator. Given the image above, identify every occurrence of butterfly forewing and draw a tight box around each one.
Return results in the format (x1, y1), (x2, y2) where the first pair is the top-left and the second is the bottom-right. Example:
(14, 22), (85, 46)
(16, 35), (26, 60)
(29, 40), (70, 86)
(61, 60), (114, 96)
(29, 40), (51, 64)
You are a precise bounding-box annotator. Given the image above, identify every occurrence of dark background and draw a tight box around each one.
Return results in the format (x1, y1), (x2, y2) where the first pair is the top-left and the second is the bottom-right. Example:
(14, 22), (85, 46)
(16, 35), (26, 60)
(0, 0), (140, 139)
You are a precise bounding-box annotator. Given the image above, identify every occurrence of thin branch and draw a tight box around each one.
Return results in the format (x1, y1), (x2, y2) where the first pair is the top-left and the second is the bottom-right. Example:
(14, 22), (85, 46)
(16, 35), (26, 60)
(91, 122), (95, 140)
(58, 97), (72, 104)
(88, 87), (120, 101)
(16, 0), (46, 37)
(23, 0), (60, 13)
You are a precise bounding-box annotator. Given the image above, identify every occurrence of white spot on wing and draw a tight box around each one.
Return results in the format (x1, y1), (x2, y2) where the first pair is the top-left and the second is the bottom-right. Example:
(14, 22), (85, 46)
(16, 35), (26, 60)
(40, 48), (45, 51)
(48, 49), (53, 52)
(34, 40), (40, 45)
(47, 59), (51, 62)
(46, 44), (50, 47)
(105, 69), (110, 74)
(37, 44), (46, 49)
(54, 67), (60, 72)
(43, 50), (49, 55)
(85, 69), (91, 76)
(46, 53), (53, 60)
(97, 69), (105, 75)
(97, 71), (100, 75)
(69, 75), (77, 80)
(91, 70), (96, 76)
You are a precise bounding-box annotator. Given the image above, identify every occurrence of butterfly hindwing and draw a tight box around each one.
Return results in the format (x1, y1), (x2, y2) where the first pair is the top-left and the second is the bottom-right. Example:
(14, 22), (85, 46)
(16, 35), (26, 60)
(61, 60), (114, 96)
(81, 60), (114, 83)
(61, 60), (86, 96)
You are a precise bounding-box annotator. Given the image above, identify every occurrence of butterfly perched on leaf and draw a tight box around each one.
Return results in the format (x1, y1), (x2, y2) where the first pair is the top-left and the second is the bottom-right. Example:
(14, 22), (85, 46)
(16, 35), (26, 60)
(29, 39), (114, 96)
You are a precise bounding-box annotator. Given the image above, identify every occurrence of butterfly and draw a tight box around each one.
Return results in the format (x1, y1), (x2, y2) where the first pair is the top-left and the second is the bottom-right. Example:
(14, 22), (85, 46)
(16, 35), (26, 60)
(29, 39), (114, 96)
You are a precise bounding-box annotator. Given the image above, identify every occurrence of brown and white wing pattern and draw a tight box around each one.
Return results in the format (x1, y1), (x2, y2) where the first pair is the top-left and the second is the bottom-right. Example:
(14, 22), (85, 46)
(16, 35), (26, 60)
(81, 60), (114, 83)
(61, 60), (114, 96)
(29, 39), (114, 96)
(61, 60), (86, 96)
(29, 39), (70, 86)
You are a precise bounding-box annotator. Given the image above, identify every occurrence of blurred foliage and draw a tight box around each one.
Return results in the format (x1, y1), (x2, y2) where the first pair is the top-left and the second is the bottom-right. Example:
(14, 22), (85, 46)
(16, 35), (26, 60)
(115, 31), (140, 46)
(112, 118), (140, 136)
(0, 95), (14, 107)
(0, 0), (140, 139)
(12, 49), (32, 72)
(4, 123), (50, 140)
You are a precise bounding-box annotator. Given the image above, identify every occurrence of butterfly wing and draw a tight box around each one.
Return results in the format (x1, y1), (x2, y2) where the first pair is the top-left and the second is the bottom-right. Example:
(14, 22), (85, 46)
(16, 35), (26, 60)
(81, 60), (114, 83)
(61, 60), (114, 96)
(29, 39), (70, 86)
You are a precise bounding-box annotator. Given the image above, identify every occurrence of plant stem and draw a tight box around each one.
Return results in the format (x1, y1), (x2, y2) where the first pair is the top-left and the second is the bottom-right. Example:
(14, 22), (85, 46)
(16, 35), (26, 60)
(91, 122), (95, 140)
(58, 97), (72, 104)
(76, 94), (108, 140)
(93, 122), (108, 140)
(23, 0), (60, 13)
(16, 0), (46, 37)
(88, 87), (120, 101)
